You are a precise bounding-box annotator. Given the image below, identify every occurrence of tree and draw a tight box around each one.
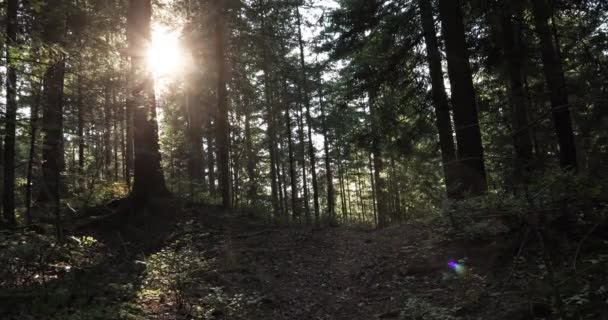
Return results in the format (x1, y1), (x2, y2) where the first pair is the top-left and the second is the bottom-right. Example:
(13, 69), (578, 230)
(39, 0), (67, 237)
(498, 0), (535, 176)
(417, 0), (458, 198)
(214, 0), (231, 209)
(127, 0), (168, 202)
(3, 0), (19, 225)
(438, 0), (488, 196)
(531, 0), (577, 169)
(296, 5), (320, 227)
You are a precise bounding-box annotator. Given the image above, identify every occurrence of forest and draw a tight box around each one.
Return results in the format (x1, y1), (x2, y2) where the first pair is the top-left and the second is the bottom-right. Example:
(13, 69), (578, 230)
(0, 0), (607, 318)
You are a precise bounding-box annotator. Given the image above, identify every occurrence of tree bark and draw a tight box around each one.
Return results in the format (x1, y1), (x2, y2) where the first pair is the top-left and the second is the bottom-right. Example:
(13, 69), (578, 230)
(127, 0), (168, 202)
(260, 9), (280, 220)
(499, 0), (535, 175)
(214, 0), (231, 209)
(319, 83), (335, 225)
(3, 0), (19, 225)
(438, 0), (488, 196)
(418, 0), (458, 198)
(297, 7), (320, 227)
(531, 0), (577, 169)
(284, 80), (300, 220)
(297, 105), (311, 225)
(368, 89), (387, 227)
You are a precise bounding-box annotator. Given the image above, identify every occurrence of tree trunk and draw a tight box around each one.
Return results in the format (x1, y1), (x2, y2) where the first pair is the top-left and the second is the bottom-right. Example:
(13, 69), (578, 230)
(368, 152), (378, 227)
(319, 84), (335, 225)
(260, 10), (280, 220)
(25, 82), (42, 225)
(214, 0), (231, 209)
(125, 96), (134, 188)
(418, 0), (458, 198)
(127, 0), (168, 202)
(103, 84), (112, 180)
(284, 80), (300, 220)
(438, 0), (488, 196)
(297, 105), (311, 225)
(531, 0), (577, 169)
(244, 103), (256, 204)
(296, 7), (320, 227)
(368, 89), (388, 227)
(499, 0), (535, 176)
(3, 0), (19, 225)
(39, 3), (66, 227)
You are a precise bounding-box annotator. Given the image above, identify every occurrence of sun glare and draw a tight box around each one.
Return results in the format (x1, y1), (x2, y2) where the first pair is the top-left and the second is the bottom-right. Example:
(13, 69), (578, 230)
(147, 25), (186, 77)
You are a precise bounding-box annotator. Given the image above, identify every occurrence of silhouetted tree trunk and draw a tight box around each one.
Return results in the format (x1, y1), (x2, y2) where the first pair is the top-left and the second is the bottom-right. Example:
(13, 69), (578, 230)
(284, 80), (300, 220)
(25, 82), (42, 226)
(103, 83), (112, 179)
(215, 0), (231, 209)
(127, 0), (168, 202)
(244, 102), (256, 204)
(499, 0), (535, 175)
(319, 83), (335, 225)
(297, 6), (320, 227)
(39, 1), (66, 235)
(260, 10), (280, 220)
(297, 105), (311, 225)
(206, 114), (216, 193)
(531, 0), (577, 169)
(438, 0), (488, 196)
(368, 152), (378, 227)
(125, 96), (134, 188)
(418, 0), (458, 198)
(3, 0), (18, 225)
(368, 89), (387, 227)
(77, 78), (85, 175)
(186, 88), (204, 184)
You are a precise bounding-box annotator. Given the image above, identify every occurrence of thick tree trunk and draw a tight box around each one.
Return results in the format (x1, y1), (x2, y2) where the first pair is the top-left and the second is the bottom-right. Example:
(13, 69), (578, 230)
(438, 0), (488, 196)
(127, 0), (168, 202)
(3, 0), (19, 225)
(531, 0), (577, 169)
(214, 0), (231, 209)
(296, 7), (320, 227)
(499, 0), (535, 175)
(418, 0), (458, 198)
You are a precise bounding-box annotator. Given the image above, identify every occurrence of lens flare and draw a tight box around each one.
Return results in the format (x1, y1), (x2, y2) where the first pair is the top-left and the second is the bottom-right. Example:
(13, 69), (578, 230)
(448, 260), (466, 275)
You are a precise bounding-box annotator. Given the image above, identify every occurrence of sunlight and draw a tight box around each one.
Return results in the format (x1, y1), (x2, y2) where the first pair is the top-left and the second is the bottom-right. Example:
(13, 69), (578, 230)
(146, 25), (186, 77)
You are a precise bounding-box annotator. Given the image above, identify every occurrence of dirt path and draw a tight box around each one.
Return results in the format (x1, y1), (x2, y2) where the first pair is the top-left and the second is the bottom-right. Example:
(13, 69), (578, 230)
(137, 209), (512, 320)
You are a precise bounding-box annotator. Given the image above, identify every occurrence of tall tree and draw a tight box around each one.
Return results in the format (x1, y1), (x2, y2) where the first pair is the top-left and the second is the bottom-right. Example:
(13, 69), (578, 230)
(214, 0), (231, 209)
(438, 0), (488, 196)
(417, 0), (458, 198)
(296, 6), (320, 227)
(531, 0), (577, 169)
(127, 0), (168, 202)
(39, 0), (67, 230)
(499, 0), (535, 175)
(3, 0), (19, 225)
(319, 81), (335, 225)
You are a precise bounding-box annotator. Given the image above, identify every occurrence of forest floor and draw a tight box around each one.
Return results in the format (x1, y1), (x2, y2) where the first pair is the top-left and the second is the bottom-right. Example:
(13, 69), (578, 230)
(2, 199), (607, 319)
